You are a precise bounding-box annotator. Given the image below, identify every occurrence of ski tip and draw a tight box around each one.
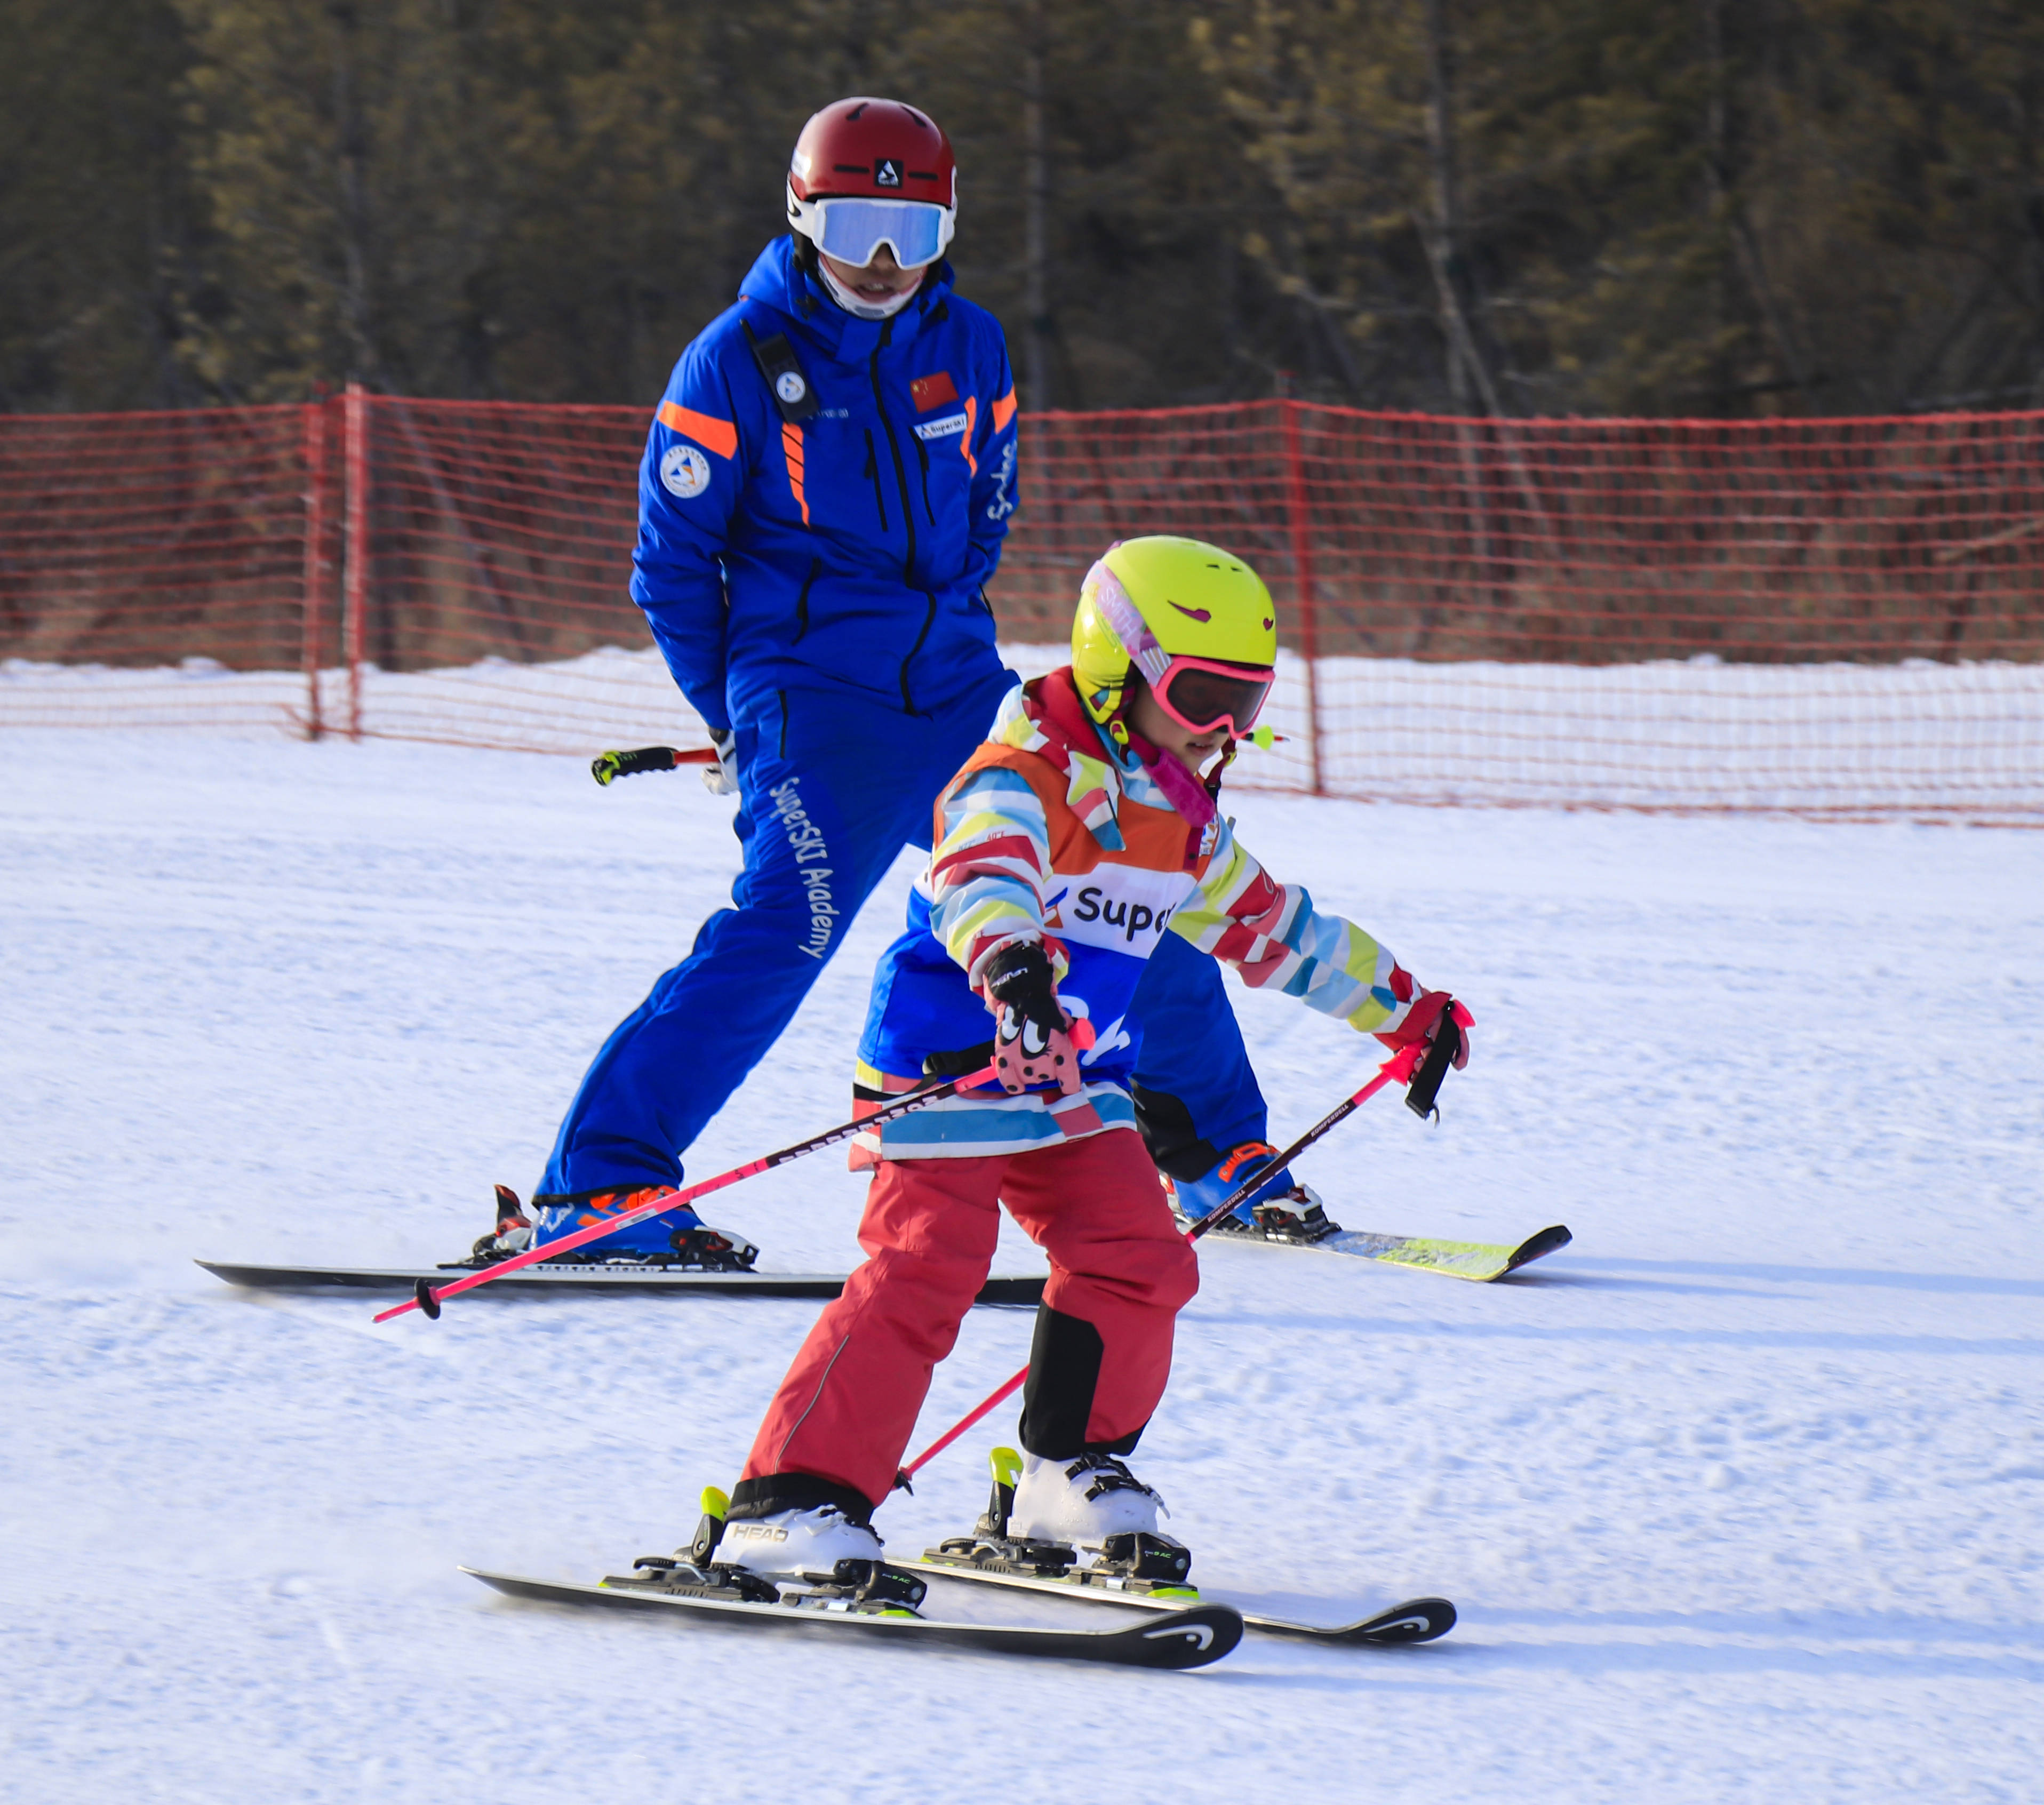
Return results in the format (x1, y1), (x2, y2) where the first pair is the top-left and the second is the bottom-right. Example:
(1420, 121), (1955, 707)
(1503, 1224), (1573, 1274)
(1134, 1603), (1245, 1668)
(1354, 1596), (1456, 1644)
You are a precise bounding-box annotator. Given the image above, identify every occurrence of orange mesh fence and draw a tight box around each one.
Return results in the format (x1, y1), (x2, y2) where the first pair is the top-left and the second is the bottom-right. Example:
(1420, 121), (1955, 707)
(3, 390), (2040, 821)
(0, 403), (323, 731)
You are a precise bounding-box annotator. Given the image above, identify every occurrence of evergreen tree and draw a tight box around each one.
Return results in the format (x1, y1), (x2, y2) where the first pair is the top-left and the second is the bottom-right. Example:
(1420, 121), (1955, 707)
(0, 0), (200, 409)
(3, 0), (2041, 414)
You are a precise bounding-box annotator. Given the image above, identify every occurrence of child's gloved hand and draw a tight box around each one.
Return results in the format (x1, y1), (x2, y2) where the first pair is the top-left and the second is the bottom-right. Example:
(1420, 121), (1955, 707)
(979, 940), (1089, 1096)
(1374, 984), (1474, 1070)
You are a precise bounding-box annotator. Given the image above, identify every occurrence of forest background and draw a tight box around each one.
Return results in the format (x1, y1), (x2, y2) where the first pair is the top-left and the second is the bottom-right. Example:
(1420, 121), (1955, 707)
(4, 0), (2043, 420)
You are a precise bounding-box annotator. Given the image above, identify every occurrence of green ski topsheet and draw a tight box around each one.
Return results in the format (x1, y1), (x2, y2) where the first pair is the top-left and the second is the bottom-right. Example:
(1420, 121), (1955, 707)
(1297, 1223), (1572, 1281)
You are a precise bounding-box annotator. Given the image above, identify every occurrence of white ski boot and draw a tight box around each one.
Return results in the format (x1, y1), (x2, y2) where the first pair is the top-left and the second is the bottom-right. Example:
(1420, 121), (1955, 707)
(1008, 1450), (1168, 1546)
(612, 1487), (926, 1614)
(716, 1503), (885, 1581)
(925, 1449), (1193, 1589)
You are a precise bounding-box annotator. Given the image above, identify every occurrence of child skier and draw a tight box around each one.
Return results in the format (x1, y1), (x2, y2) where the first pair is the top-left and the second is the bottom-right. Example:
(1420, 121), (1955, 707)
(709, 535), (1473, 1582)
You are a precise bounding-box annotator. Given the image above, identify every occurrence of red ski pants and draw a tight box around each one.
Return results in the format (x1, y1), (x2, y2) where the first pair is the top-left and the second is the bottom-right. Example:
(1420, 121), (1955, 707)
(741, 1126), (1200, 1511)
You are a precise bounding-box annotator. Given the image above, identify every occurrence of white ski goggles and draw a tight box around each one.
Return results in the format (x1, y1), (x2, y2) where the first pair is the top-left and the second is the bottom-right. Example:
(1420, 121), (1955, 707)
(789, 193), (955, 269)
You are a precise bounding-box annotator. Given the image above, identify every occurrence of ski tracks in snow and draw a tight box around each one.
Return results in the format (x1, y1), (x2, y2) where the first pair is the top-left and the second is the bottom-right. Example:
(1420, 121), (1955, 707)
(3, 727), (2041, 1804)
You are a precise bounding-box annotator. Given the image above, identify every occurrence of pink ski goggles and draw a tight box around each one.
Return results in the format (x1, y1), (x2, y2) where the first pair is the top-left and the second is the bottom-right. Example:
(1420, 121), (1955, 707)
(1146, 656), (1275, 737)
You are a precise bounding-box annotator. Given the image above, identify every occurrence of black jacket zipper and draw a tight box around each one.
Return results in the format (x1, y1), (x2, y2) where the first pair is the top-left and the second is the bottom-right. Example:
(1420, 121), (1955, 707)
(899, 592), (937, 716)
(914, 432), (936, 525)
(791, 557), (820, 643)
(861, 429), (888, 532)
(868, 319), (916, 584)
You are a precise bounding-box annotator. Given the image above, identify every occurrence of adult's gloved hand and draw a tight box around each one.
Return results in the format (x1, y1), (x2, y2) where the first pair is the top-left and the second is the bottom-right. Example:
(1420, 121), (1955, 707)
(979, 940), (1088, 1096)
(701, 726), (739, 797)
(1374, 984), (1474, 1071)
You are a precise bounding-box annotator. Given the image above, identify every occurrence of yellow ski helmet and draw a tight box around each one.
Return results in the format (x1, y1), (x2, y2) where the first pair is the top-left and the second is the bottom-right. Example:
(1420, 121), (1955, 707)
(1071, 536), (1278, 733)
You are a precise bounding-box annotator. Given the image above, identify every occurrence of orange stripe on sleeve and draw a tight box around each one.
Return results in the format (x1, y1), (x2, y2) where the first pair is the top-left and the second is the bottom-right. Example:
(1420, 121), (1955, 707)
(656, 401), (738, 460)
(961, 395), (978, 477)
(991, 387), (1018, 432)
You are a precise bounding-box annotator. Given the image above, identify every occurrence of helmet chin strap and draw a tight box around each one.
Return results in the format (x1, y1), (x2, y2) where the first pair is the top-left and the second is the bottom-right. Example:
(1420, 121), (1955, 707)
(815, 254), (919, 320)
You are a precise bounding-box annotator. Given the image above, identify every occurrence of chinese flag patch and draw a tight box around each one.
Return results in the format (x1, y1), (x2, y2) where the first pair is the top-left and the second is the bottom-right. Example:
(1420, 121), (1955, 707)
(910, 371), (959, 411)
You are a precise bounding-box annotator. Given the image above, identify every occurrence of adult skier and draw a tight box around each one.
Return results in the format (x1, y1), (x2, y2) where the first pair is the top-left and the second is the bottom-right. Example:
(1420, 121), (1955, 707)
(710, 537), (1474, 1576)
(475, 100), (1331, 1271)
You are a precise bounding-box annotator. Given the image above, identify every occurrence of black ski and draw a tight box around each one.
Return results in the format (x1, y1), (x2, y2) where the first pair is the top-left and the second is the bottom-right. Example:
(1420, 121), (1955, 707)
(461, 1567), (1242, 1669)
(196, 1260), (1045, 1306)
(907, 1553), (1455, 1646)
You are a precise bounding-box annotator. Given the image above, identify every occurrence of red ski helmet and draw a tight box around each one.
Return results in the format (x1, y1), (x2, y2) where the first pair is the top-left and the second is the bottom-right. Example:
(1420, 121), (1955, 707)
(787, 98), (957, 269)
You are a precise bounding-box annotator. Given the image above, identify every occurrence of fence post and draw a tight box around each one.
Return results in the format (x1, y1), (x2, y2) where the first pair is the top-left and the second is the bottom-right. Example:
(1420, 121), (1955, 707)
(342, 382), (368, 741)
(1279, 397), (1326, 795)
(299, 400), (328, 740)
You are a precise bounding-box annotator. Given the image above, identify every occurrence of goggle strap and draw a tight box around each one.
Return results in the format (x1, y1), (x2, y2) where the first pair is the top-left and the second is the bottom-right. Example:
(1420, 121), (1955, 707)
(1084, 560), (1172, 688)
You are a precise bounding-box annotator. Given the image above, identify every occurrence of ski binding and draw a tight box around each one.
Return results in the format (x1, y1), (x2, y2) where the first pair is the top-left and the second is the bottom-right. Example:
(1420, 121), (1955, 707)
(911, 1448), (1456, 1646)
(464, 1488), (1240, 1668)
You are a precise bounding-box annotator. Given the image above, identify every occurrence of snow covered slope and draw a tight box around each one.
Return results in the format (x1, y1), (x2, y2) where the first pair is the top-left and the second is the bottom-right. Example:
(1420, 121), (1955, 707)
(3, 724), (2040, 1803)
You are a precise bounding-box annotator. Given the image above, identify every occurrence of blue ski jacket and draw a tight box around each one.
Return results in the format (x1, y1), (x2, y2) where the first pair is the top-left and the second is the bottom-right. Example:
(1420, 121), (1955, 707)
(630, 237), (1021, 734)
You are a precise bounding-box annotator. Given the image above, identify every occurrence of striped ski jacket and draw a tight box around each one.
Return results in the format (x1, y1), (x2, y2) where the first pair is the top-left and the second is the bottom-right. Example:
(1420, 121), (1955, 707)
(853, 668), (1422, 1160)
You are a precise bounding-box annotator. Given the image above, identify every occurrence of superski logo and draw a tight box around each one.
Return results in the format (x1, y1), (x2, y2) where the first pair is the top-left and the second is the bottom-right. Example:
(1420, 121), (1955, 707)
(984, 440), (1017, 520)
(913, 412), (969, 442)
(769, 778), (837, 961)
(659, 443), (711, 499)
(1071, 885), (1173, 944)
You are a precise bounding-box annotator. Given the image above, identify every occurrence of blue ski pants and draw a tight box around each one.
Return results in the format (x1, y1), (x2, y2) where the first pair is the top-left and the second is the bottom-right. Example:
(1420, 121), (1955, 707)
(537, 678), (1269, 1199)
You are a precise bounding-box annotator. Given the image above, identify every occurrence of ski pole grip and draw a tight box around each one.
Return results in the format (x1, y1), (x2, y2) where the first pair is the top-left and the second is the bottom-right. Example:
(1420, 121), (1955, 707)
(591, 746), (719, 785)
(1404, 1012), (1460, 1121)
(592, 746), (678, 785)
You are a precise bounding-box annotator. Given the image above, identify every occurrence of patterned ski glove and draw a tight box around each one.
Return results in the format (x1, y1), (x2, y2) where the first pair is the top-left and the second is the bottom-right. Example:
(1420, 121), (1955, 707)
(979, 940), (1089, 1096)
(1374, 982), (1474, 1071)
(701, 727), (739, 797)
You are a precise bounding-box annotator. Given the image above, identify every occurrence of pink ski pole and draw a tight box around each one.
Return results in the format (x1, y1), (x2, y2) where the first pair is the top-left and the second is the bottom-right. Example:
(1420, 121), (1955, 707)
(894, 1036), (1441, 1486)
(374, 1061), (997, 1324)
